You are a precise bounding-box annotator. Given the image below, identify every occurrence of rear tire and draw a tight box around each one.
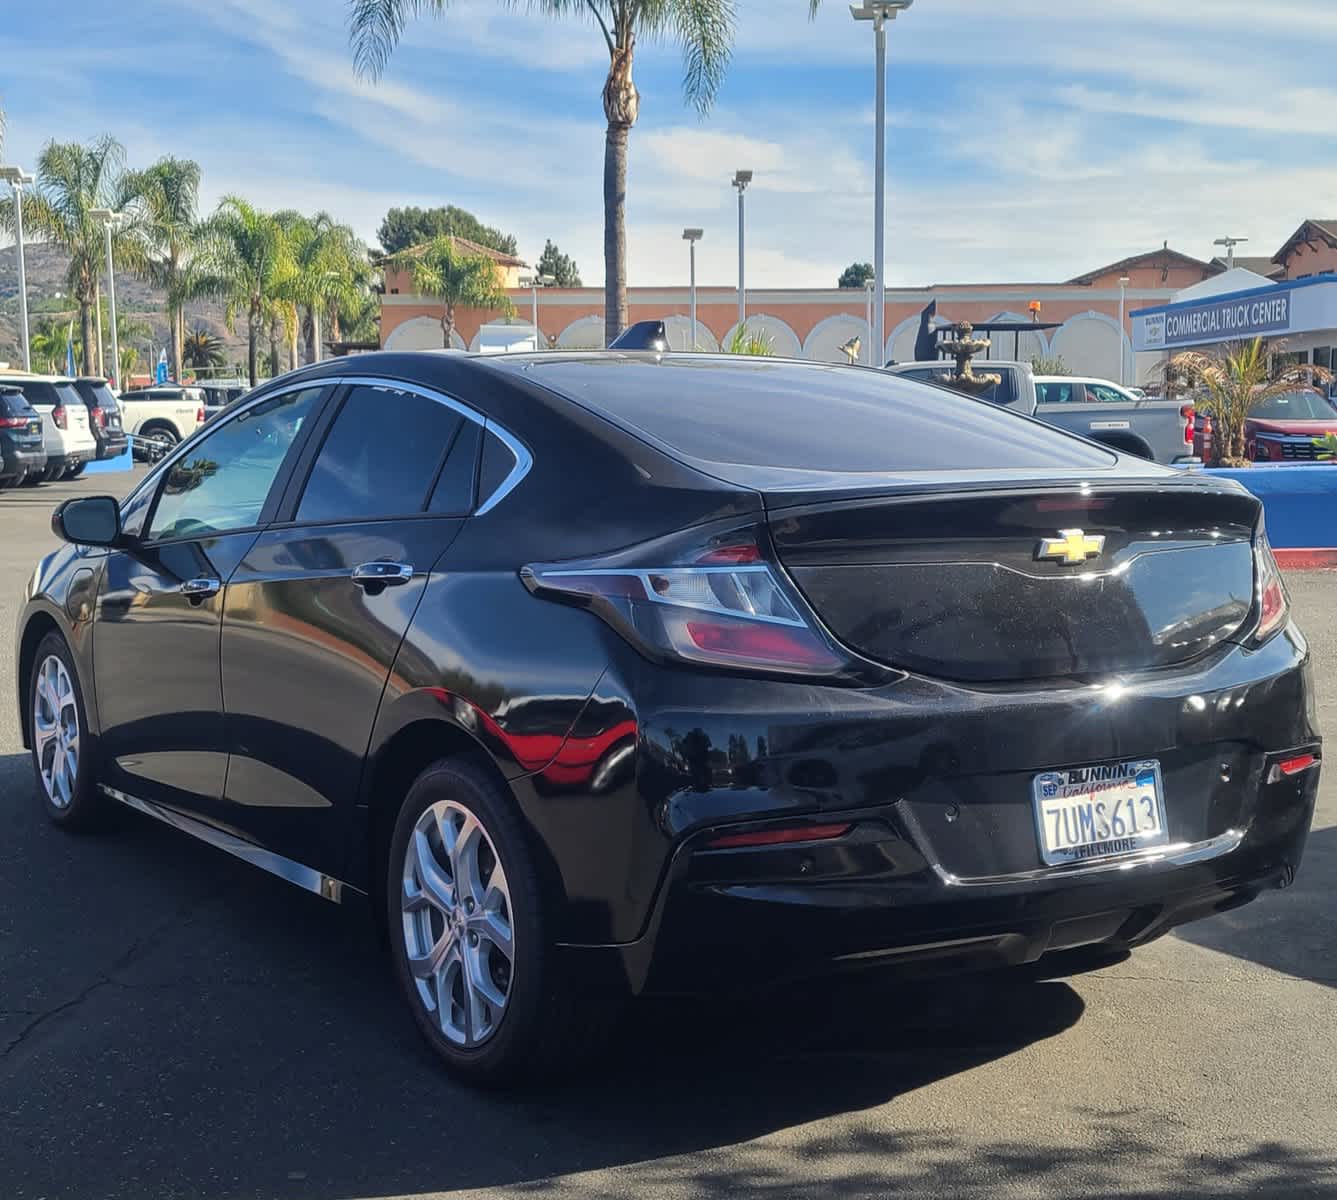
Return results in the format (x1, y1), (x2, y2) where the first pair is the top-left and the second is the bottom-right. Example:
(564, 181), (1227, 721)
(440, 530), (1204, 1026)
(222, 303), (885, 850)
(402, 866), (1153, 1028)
(20, 471), (42, 487)
(41, 463), (63, 482)
(28, 632), (107, 831)
(386, 757), (619, 1087)
(65, 462), (87, 479)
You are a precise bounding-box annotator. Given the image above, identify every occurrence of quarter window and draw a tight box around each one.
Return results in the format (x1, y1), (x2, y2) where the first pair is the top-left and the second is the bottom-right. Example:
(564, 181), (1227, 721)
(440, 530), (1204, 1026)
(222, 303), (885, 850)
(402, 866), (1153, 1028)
(146, 387), (321, 541)
(296, 384), (465, 523)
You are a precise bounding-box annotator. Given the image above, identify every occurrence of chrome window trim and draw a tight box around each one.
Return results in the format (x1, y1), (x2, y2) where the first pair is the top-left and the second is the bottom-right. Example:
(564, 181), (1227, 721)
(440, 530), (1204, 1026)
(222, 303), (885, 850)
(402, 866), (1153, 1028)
(102, 784), (357, 903)
(123, 372), (533, 519)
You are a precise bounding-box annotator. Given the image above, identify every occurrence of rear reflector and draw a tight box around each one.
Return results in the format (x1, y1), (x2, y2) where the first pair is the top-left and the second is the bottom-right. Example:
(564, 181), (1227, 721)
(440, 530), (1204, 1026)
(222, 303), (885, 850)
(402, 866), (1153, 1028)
(704, 822), (853, 850)
(1268, 753), (1318, 783)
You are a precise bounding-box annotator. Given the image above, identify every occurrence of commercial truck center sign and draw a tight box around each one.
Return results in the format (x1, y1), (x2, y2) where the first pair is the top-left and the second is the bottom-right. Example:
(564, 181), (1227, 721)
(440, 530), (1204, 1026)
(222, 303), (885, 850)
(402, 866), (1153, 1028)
(1138, 293), (1292, 350)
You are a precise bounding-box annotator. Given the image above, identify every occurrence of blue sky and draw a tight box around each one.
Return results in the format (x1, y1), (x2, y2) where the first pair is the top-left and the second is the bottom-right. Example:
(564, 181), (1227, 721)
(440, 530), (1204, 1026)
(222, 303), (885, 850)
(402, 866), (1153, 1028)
(3, 0), (1335, 287)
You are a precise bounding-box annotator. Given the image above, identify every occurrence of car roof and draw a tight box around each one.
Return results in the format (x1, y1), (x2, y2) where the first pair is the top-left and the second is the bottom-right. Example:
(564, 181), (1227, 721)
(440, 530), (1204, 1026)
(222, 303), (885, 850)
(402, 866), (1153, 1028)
(1034, 375), (1125, 386)
(0, 369), (76, 383)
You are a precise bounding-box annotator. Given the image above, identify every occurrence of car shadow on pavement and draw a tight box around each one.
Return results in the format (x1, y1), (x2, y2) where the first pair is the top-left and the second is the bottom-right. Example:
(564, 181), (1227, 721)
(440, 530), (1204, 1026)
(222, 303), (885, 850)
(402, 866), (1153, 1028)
(1174, 822), (1337, 989)
(1, 749), (1332, 1200)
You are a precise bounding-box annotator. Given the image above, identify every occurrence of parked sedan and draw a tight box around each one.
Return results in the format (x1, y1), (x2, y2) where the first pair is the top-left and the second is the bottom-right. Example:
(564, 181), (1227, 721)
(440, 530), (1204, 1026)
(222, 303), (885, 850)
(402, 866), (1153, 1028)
(71, 377), (130, 463)
(15, 352), (1320, 1086)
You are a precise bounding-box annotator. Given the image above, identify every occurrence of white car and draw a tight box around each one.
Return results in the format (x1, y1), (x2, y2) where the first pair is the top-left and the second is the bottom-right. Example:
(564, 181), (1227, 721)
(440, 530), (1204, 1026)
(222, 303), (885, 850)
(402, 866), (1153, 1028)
(117, 385), (206, 460)
(0, 371), (98, 481)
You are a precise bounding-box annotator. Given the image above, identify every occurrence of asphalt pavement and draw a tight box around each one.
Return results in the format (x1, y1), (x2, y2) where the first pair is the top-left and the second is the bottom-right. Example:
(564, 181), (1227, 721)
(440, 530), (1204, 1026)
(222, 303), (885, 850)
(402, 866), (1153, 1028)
(1, 469), (1334, 1200)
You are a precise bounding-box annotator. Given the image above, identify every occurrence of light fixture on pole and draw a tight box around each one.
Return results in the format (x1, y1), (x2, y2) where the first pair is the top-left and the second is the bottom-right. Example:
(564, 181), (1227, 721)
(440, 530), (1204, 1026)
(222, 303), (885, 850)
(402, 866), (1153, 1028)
(682, 228), (703, 349)
(732, 170), (752, 328)
(0, 165), (35, 372)
(1213, 236), (1248, 270)
(90, 208), (125, 388)
(850, 0), (915, 371)
(1118, 274), (1130, 385)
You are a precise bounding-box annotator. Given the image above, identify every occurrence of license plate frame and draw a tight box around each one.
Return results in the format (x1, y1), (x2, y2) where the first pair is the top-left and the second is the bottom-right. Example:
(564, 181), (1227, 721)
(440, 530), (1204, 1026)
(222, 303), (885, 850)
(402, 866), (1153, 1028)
(1032, 759), (1169, 867)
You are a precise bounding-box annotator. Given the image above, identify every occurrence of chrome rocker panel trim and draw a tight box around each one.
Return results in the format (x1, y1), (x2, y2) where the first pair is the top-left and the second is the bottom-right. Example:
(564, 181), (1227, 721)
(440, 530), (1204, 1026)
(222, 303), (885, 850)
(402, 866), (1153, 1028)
(102, 785), (358, 903)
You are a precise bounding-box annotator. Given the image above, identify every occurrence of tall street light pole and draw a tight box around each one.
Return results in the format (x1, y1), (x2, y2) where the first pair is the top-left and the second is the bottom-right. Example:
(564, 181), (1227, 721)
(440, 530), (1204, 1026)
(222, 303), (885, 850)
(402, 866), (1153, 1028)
(527, 273), (556, 350)
(850, 0), (914, 370)
(1118, 274), (1130, 386)
(1213, 235), (1248, 270)
(864, 279), (875, 364)
(90, 209), (124, 388)
(683, 228), (703, 349)
(732, 170), (752, 329)
(0, 166), (35, 371)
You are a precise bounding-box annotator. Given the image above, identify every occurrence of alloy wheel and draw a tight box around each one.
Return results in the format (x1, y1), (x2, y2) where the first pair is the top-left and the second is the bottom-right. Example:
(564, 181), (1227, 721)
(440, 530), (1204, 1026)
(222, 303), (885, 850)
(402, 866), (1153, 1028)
(401, 799), (515, 1047)
(33, 655), (79, 809)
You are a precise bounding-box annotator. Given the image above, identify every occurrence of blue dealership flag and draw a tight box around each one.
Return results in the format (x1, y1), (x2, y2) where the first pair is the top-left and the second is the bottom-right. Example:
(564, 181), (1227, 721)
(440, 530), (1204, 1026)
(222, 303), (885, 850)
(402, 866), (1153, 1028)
(65, 336), (75, 378)
(156, 347), (168, 385)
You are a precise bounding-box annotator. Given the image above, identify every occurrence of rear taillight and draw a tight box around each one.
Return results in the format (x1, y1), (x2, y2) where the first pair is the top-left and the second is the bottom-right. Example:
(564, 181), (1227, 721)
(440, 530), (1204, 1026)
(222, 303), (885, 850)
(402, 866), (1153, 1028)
(196, 406), (205, 424)
(523, 524), (850, 678)
(1252, 530), (1289, 644)
(1180, 404), (1194, 445)
(93, 407), (107, 429)
(53, 404), (67, 430)
(0, 415), (27, 428)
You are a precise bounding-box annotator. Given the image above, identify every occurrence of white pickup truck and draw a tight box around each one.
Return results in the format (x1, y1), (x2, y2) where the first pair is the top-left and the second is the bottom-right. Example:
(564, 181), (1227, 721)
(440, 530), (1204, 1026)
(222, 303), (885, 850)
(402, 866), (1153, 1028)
(117, 385), (206, 461)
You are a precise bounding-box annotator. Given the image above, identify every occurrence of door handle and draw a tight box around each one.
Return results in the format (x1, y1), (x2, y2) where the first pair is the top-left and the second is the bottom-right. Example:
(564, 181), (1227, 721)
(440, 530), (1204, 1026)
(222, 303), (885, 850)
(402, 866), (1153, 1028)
(180, 577), (221, 602)
(351, 561), (415, 592)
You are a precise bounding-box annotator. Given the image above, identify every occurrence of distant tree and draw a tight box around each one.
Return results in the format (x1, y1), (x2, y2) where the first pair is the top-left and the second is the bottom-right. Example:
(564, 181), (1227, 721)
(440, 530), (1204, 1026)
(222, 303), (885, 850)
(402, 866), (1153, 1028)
(383, 235), (514, 348)
(376, 205), (518, 257)
(537, 239), (582, 287)
(838, 262), (874, 289)
(131, 156), (202, 384)
(182, 324), (225, 370)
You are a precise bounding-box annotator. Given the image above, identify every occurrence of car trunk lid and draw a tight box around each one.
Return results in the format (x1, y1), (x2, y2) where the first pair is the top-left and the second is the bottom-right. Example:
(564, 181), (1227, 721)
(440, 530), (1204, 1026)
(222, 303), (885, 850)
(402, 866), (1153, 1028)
(769, 481), (1260, 683)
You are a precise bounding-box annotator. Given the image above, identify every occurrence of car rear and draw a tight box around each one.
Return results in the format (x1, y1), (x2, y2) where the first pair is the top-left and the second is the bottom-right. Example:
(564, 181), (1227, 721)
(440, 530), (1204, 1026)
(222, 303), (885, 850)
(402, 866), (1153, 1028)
(512, 356), (1319, 991)
(72, 378), (129, 460)
(3, 376), (97, 479)
(0, 388), (46, 484)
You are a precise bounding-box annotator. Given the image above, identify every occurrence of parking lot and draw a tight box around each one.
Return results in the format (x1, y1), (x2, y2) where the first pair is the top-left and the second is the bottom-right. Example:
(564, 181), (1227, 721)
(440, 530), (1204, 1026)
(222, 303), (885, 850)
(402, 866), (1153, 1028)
(1, 468), (1335, 1200)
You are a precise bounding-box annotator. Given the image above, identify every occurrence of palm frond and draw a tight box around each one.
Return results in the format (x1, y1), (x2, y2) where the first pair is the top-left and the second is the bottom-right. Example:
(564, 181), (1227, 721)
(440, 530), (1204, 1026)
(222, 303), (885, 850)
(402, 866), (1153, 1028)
(349, 0), (450, 79)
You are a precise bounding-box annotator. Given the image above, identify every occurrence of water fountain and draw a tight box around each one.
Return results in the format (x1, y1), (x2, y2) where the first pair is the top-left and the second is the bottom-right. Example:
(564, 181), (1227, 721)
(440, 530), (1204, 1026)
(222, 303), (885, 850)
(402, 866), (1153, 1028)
(936, 320), (1002, 395)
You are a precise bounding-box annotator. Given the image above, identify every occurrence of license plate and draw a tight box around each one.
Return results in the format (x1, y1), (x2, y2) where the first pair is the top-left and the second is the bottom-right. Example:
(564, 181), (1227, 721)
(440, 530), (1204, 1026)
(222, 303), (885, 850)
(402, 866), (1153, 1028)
(27, 421), (39, 435)
(1032, 759), (1168, 866)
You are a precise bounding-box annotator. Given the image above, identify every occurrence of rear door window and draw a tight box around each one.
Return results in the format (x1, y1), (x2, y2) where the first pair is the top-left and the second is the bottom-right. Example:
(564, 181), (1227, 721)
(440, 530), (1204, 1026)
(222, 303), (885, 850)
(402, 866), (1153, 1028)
(1036, 381), (1078, 404)
(1086, 383), (1129, 404)
(295, 383), (466, 523)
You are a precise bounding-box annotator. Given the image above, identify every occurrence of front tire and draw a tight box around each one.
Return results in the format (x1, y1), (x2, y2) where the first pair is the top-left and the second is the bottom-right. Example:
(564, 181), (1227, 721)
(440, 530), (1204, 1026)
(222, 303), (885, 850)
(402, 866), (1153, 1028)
(28, 632), (106, 830)
(386, 758), (616, 1086)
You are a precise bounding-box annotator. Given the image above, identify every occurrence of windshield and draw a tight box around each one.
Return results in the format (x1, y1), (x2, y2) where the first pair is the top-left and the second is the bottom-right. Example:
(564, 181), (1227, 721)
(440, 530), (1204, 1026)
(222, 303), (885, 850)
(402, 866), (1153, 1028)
(1253, 391), (1336, 420)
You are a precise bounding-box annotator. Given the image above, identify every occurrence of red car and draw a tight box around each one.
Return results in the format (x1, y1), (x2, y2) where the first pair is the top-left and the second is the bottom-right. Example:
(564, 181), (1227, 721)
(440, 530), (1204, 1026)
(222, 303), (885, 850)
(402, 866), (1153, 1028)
(1193, 389), (1337, 462)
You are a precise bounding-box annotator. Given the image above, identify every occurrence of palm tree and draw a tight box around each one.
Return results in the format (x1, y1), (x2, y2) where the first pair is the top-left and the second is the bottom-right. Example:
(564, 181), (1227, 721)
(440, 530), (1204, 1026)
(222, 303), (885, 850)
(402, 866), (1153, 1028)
(383, 236), (513, 349)
(1168, 338), (1334, 466)
(0, 137), (146, 374)
(349, 0), (739, 346)
(131, 157), (202, 384)
(200, 196), (295, 386)
(182, 324), (226, 372)
(30, 316), (79, 375)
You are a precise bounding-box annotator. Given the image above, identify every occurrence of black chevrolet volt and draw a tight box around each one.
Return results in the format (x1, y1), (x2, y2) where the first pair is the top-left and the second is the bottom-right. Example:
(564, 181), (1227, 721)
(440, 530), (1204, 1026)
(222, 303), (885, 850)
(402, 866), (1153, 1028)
(16, 351), (1320, 1084)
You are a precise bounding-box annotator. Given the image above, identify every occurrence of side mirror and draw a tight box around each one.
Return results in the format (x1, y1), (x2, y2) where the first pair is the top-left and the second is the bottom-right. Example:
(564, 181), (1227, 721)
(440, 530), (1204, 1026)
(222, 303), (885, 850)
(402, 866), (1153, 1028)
(52, 496), (122, 547)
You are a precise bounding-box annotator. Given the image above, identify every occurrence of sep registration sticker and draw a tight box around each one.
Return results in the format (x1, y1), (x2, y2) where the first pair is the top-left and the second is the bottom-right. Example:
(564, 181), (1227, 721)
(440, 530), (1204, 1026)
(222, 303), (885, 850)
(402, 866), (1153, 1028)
(1032, 760), (1169, 867)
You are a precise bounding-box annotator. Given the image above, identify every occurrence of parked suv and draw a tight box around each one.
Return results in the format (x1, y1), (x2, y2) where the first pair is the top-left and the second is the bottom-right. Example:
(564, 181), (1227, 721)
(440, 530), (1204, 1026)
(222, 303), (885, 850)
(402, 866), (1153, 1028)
(0, 371), (98, 481)
(117, 385), (205, 461)
(0, 386), (47, 487)
(71, 377), (130, 463)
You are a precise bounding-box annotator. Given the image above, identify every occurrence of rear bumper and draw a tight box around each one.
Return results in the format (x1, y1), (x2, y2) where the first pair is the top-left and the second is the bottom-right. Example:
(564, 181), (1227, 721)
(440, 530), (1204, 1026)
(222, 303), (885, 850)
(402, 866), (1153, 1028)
(538, 621), (1320, 993)
(1, 444), (46, 479)
(619, 766), (1316, 993)
(46, 449), (93, 470)
(96, 431), (129, 459)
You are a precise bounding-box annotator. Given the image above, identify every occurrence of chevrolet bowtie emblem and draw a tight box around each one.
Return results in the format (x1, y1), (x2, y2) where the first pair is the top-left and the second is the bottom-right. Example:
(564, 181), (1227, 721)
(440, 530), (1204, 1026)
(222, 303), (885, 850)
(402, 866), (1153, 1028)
(1037, 528), (1105, 565)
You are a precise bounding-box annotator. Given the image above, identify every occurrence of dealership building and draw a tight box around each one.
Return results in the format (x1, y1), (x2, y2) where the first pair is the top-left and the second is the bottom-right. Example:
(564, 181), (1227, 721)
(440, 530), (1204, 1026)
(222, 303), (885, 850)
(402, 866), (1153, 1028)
(380, 219), (1337, 382)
